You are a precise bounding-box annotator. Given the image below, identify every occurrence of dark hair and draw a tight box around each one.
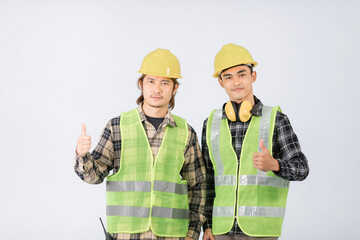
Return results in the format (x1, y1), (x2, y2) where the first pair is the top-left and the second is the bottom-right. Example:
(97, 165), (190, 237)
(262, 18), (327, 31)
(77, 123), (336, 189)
(136, 74), (179, 110)
(219, 64), (253, 80)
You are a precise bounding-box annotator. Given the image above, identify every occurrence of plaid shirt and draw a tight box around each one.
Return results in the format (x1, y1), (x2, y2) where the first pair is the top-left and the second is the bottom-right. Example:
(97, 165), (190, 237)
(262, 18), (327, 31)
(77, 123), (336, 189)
(202, 96), (309, 234)
(74, 105), (206, 240)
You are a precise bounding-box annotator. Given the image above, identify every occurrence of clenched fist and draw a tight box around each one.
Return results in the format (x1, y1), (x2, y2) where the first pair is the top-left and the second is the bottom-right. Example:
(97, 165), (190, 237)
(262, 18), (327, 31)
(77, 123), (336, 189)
(76, 123), (92, 157)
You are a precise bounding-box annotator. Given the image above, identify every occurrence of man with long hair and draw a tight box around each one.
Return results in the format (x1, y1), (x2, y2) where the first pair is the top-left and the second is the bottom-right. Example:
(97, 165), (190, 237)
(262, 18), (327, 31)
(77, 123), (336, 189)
(74, 48), (206, 240)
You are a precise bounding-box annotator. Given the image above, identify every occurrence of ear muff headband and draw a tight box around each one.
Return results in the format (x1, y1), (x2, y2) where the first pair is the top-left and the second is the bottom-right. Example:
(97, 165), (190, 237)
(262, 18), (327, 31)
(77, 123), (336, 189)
(225, 100), (253, 122)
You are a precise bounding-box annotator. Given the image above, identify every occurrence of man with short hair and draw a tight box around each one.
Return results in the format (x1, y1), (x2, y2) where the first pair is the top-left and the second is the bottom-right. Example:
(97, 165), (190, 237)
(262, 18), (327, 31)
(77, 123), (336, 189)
(74, 48), (206, 240)
(202, 44), (309, 240)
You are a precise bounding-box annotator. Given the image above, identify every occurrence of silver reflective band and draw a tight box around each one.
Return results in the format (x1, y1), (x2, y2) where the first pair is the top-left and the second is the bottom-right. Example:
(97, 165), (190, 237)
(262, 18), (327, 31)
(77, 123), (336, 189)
(257, 105), (273, 177)
(152, 206), (189, 219)
(259, 105), (272, 151)
(215, 175), (236, 186)
(239, 175), (289, 188)
(238, 206), (285, 218)
(211, 109), (224, 176)
(213, 206), (234, 217)
(107, 205), (150, 218)
(107, 181), (151, 192)
(153, 181), (188, 195)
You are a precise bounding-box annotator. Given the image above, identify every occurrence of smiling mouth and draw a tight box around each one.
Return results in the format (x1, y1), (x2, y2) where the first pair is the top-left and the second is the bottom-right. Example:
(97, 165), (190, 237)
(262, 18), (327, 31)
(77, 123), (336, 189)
(232, 88), (243, 91)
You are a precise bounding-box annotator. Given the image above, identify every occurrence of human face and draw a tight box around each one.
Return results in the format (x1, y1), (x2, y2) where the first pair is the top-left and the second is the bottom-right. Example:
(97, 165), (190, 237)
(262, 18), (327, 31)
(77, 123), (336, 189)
(218, 65), (257, 104)
(140, 75), (178, 110)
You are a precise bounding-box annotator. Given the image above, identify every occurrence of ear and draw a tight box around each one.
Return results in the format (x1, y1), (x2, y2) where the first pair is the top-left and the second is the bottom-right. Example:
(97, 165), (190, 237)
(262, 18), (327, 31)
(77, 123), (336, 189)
(172, 83), (179, 95)
(252, 71), (257, 83)
(218, 78), (224, 88)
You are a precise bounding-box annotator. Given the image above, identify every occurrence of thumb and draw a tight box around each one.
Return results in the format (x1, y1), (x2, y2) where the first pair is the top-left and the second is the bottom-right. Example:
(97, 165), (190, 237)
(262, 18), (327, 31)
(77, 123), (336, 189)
(81, 123), (87, 136)
(259, 139), (268, 152)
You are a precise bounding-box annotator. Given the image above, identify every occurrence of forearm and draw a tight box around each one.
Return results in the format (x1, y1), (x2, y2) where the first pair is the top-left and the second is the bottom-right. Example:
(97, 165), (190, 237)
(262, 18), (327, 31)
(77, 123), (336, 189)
(183, 125), (206, 239)
(187, 180), (206, 239)
(74, 152), (112, 184)
(202, 119), (215, 231)
(275, 154), (309, 181)
(273, 112), (309, 181)
(202, 157), (215, 230)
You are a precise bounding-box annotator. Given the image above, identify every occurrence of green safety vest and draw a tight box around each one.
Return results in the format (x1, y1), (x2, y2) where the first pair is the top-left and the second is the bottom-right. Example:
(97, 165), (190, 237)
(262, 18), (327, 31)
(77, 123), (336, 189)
(106, 109), (189, 237)
(206, 105), (290, 237)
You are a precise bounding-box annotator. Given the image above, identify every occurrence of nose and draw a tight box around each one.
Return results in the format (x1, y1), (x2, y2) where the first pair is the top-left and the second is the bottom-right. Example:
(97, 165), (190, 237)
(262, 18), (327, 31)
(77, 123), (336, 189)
(153, 82), (162, 94)
(233, 75), (242, 85)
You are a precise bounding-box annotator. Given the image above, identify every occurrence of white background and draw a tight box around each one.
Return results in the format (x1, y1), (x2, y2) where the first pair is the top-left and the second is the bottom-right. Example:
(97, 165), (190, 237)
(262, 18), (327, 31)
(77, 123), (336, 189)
(1, 0), (360, 239)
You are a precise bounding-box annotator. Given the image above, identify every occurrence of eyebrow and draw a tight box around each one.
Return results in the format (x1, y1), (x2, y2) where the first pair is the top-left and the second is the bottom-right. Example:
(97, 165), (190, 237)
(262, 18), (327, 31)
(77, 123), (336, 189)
(237, 70), (246, 74)
(223, 70), (246, 77)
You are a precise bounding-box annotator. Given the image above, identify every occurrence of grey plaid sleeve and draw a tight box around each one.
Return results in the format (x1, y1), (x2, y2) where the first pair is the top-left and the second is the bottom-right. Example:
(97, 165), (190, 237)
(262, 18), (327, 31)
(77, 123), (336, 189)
(181, 124), (206, 240)
(272, 111), (309, 181)
(201, 118), (215, 231)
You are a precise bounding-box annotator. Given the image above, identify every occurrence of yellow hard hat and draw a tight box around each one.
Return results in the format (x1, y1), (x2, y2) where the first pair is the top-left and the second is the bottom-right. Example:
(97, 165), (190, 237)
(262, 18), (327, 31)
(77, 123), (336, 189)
(213, 43), (257, 78)
(138, 48), (182, 79)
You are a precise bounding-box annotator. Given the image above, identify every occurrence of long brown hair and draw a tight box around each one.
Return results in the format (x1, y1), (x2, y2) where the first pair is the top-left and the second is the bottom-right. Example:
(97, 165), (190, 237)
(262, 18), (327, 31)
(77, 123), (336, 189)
(136, 74), (179, 110)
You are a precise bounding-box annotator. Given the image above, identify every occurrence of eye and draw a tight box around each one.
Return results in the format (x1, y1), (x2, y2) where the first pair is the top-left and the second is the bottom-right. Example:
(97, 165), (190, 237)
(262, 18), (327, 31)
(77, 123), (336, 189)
(162, 81), (170, 85)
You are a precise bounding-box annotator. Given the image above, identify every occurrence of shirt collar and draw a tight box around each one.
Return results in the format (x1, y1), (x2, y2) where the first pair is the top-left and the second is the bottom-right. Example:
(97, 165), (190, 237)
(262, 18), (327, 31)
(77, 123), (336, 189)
(221, 95), (263, 119)
(137, 104), (177, 127)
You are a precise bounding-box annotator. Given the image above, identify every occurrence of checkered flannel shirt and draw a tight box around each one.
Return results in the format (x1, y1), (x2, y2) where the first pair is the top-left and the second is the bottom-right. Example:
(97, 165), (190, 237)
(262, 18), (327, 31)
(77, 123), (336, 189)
(202, 96), (309, 234)
(74, 105), (206, 240)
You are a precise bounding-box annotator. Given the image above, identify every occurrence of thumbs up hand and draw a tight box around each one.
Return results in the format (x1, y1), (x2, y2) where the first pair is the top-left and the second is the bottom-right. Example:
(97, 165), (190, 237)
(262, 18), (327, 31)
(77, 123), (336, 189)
(252, 139), (280, 172)
(76, 123), (92, 157)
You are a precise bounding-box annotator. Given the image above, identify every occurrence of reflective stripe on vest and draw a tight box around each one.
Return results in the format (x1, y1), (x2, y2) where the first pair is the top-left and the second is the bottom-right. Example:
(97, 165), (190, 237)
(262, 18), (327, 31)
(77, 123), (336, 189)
(212, 206), (285, 218)
(215, 175), (236, 186)
(239, 175), (289, 188)
(107, 205), (150, 218)
(210, 107), (289, 188)
(107, 180), (188, 194)
(213, 206), (234, 217)
(107, 206), (189, 219)
(207, 105), (289, 237)
(238, 206), (285, 218)
(210, 109), (224, 176)
(107, 181), (151, 192)
(152, 206), (189, 219)
(106, 109), (189, 237)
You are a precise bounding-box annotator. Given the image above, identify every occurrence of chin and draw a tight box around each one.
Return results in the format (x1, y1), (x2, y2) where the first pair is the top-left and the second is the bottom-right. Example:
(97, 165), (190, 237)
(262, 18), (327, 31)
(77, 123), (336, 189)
(149, 104), (164, 108)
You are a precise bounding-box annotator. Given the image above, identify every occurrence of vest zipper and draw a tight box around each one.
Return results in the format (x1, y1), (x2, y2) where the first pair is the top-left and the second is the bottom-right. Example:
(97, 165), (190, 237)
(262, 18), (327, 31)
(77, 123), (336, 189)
(148, 156), (155, 231)
(234, 156), (240, 226)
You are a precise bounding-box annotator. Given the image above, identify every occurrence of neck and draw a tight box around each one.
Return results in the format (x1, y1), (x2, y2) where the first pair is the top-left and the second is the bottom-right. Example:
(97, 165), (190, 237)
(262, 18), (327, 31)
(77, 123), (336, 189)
(142, 102), (169, 118)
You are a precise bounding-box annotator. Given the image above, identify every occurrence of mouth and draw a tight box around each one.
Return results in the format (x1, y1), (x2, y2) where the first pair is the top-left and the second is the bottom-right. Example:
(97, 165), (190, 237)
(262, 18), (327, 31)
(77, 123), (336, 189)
(232, 87), (243, 91)
(151, 96), (163, 100)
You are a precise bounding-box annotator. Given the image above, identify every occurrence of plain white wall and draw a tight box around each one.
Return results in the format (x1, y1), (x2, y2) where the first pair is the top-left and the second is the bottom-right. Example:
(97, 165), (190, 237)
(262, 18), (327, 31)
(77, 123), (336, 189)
(1, 0), (359, 239)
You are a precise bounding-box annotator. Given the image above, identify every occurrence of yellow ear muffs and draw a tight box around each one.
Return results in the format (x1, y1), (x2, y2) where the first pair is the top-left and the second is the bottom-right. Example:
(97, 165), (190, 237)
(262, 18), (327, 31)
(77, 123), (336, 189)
(225, 101), (237, 121)
(239, 100), (252, 122)
(225, 100), (253, 122)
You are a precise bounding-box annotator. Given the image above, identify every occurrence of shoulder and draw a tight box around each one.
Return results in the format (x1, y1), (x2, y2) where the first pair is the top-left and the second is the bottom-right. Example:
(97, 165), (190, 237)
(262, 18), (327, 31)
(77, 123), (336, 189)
(110, 115), (121, 126)
(202, 117), (209, 128)
(203, 108), (220, 128)
(185, 123), (200, 146)
(186, 123), (197, 135)
(109, 108), (137, 126)
(274, 110), (294, 131)
(275, 110), (290, 122)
